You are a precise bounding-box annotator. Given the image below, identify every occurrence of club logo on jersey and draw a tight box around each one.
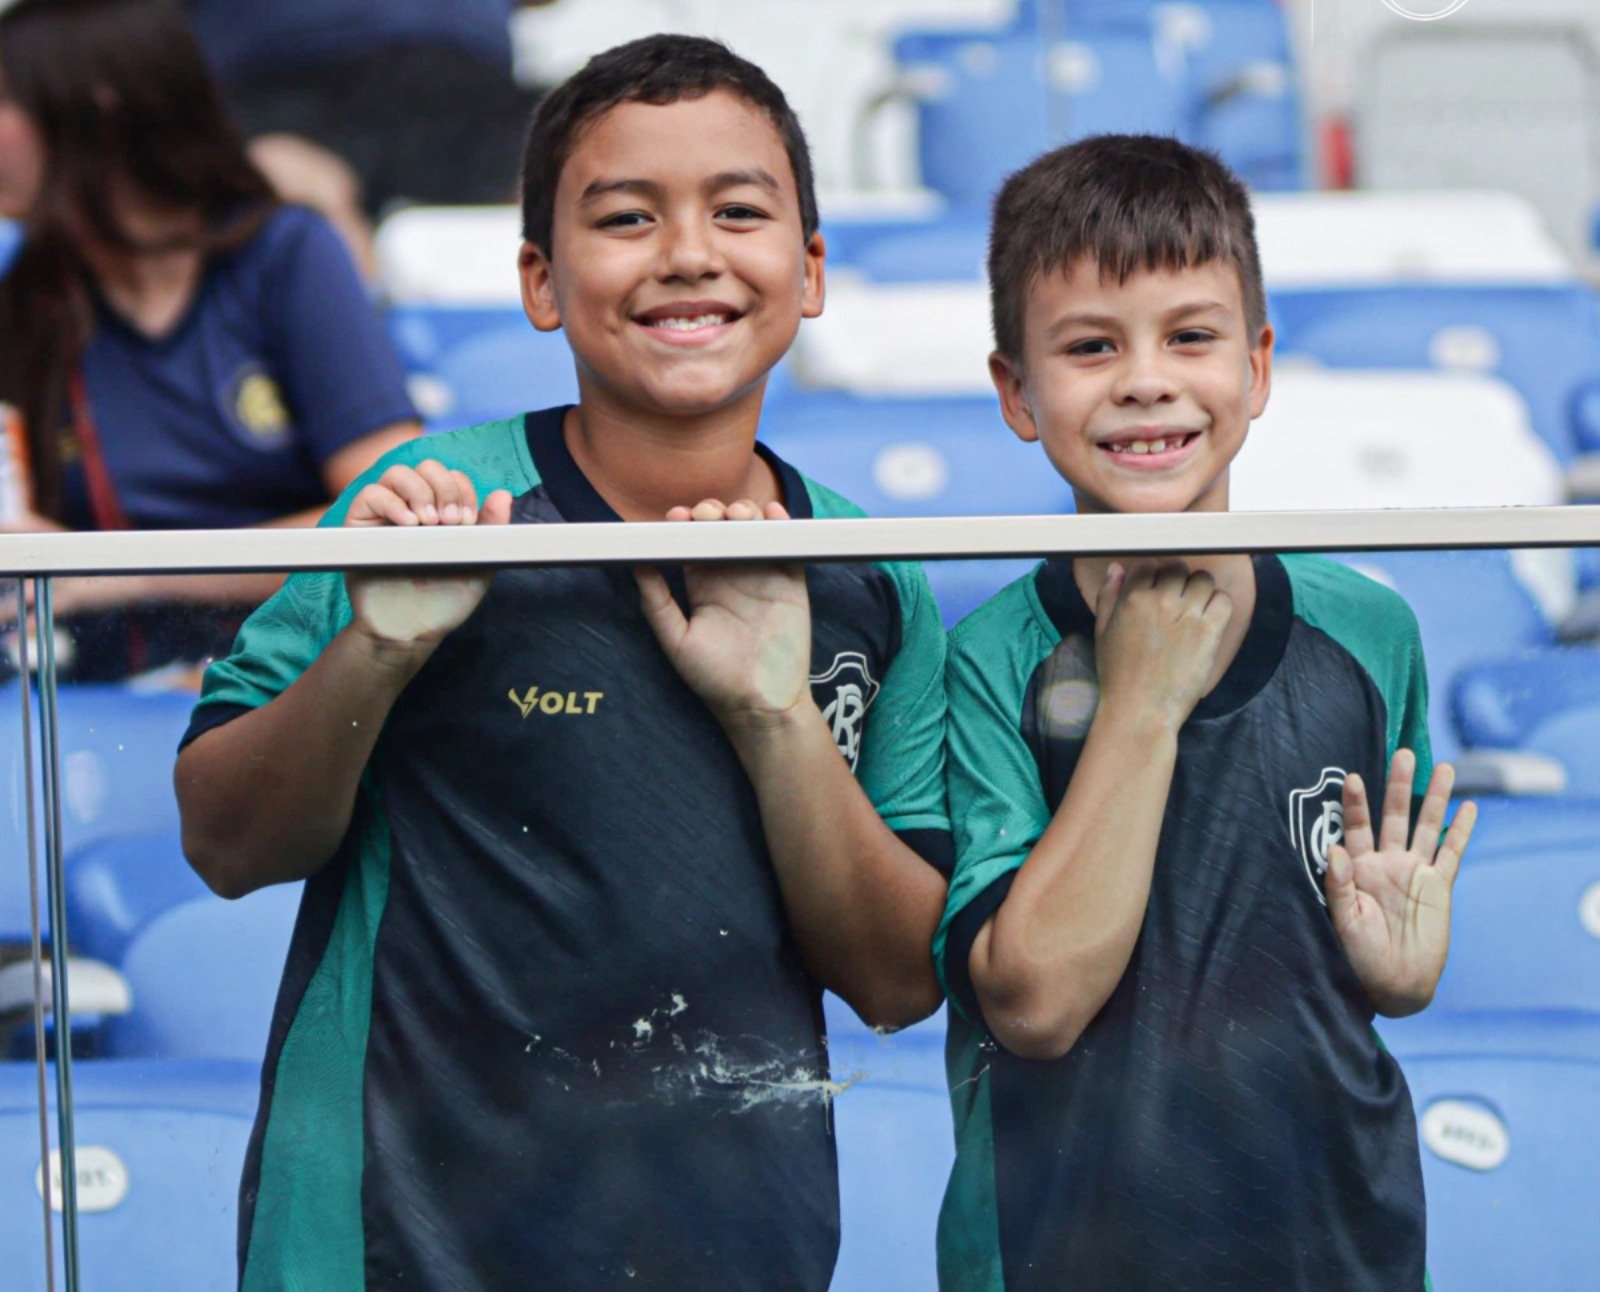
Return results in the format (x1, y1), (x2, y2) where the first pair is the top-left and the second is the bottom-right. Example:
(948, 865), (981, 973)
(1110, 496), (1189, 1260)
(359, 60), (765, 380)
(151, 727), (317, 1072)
(811, 651), (880, 770)
(509, 686), (604, 718)
(1289, 767), (1347, 905)
(228, 365), (292, 447)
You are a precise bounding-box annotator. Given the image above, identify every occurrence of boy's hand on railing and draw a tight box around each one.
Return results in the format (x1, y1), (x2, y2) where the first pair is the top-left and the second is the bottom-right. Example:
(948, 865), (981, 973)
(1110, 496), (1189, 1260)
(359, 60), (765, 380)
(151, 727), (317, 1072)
(634, 498), (813, 733)
(1093, 560), (1233, 731)
(1325, 751), (1477, 1017)
(343, 460), (513, 656)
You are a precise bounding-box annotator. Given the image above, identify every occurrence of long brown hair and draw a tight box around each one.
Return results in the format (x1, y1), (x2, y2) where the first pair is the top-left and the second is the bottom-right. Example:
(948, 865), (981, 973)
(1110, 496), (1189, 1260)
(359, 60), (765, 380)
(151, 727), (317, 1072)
(0, 0), (277, 519)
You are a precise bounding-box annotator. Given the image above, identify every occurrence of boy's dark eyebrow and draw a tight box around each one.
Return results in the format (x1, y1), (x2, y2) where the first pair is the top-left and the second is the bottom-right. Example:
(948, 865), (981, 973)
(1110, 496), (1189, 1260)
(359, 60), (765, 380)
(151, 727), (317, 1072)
(1045, 299), (1231, 337)
(706, 168), (782, 194)
(577, 177), (664, 205)
(577, 169), (782, 206)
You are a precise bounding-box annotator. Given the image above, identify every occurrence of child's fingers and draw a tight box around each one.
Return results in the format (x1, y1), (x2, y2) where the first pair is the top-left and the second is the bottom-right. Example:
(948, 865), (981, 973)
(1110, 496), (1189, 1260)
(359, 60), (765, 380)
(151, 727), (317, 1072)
(1324, 843), (1360, 933)
(763, 501), (790, 520)
(1378, 749), (1416, 854)
(1341, 772), (1375, 857)
(350, 482), (419, 528)
(478, 490), (514, 527)
(1434, 799), (1477, 886)
(379, 464), (439, 524)
(664, 506), (693, 522)
(414, 460), (462, 523)
(1407, 762), (1456, 859)
(1093, 562), (1126, 626)
(633, 566), (688, 650)
(447, 470), (480, 522)
(725, 499), (760, 521)
(689, 499), (728, 522)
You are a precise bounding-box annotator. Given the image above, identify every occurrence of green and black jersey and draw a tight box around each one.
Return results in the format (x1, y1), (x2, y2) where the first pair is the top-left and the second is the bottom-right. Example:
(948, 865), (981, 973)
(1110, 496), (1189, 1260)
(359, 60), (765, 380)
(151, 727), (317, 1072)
(185, 407), (951, 1292)
(935, 554), (1433, 1292)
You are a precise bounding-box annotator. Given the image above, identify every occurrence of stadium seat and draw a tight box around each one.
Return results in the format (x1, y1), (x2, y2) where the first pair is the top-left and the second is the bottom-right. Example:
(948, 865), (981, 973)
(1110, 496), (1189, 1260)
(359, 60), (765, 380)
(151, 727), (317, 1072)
(1453, 648), (1600, 795)
(0, 683), (193, 944)
(1270, 283), (1600, 464)
(828, 1027), (951, 1292)
(66, 830), (210, 963)
(1376, 1012), (1600, 1291)
(763, 397), (1070, 626)
(1463, 795), (1600, 862)
(101, 883), (301, 1063)
(1330, 551), (1557, 766)
(1425, 837), (1600, 1013)
(0, 1058), (258, 1289)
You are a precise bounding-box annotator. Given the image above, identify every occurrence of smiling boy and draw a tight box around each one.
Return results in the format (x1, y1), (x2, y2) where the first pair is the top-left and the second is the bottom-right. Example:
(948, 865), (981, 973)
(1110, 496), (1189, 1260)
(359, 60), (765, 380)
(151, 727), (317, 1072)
(176, 36), (950, 1292)
(934, 135), (1476, 1290)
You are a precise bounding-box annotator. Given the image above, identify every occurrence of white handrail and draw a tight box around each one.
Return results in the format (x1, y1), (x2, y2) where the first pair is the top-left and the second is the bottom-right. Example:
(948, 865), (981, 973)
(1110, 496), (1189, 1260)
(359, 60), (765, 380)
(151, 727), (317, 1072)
(0, 507), (1596, 576)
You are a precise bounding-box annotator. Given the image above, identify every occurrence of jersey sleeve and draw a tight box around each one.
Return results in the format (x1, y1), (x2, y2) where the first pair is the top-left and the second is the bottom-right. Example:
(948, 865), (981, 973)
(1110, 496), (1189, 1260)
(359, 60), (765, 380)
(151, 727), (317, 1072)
(262, 208), (418, 464)
(856, 561), (952, 872)
(1395, 608), (1434, 799)
(934, 596), (1057, 1021)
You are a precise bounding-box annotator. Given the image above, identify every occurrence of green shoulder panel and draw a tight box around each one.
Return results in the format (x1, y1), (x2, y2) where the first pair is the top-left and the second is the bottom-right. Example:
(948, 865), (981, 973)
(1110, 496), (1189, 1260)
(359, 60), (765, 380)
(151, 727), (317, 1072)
(1283, 555), (1433, 784)
(934, 571), (1059, 1006)
(196, 417), (541, 719)
(802, 475), (949, 833)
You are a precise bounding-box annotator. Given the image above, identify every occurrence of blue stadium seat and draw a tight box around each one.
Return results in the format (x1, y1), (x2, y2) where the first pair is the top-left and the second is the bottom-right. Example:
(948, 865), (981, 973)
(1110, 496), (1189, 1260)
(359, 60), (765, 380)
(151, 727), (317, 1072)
(102, 883), (300, 1062)
(891, 0), (1304, 210)
(388, 305), (578, 427)
(828, 1028), (951, 1292)
(0, 1058), (258, 1289)
(0, 683), (193, 944)
(67, 830), (209, 963)
(1330, 552), (1555, 763)
(1376, 1012), (1600, 1290)
(764, 397), (1071, 626)
(1270, 284), (1600, 462)
(1464, 795), (1600, 862)
(1425, 837), (1600, 1013)
(1454, 648), (1600, 794)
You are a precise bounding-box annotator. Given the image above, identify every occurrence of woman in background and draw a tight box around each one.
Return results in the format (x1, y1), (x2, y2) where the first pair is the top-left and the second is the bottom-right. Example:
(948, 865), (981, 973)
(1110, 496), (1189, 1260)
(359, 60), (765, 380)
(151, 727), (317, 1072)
(0, 0), (420, 679)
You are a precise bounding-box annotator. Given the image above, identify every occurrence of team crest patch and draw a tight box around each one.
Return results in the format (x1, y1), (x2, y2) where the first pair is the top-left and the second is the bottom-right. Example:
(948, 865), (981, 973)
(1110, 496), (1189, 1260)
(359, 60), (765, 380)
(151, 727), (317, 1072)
(229, 365), (292, 447)
(1288, 767), (1347, 905)
(811, 651), (881, 770)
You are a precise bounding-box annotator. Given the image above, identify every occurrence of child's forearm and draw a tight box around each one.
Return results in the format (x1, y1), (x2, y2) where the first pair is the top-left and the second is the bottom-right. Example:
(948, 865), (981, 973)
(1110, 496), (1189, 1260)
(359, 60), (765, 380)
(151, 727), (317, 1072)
(969, 697), (1180, 1060)
(725, 700), (948, 1031)
(175, 622), (433, 898)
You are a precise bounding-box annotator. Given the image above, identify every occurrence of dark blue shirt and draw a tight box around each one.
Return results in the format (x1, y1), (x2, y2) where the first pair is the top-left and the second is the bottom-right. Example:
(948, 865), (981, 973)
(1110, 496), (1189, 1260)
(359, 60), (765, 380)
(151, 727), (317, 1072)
(67, 205), (416, 532)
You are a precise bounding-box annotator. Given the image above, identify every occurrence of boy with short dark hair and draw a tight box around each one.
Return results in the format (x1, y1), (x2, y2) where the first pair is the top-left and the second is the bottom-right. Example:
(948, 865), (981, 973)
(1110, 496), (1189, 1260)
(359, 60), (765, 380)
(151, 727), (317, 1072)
(935, 134), (1476, 1290)
(177, 35), (950, 1292)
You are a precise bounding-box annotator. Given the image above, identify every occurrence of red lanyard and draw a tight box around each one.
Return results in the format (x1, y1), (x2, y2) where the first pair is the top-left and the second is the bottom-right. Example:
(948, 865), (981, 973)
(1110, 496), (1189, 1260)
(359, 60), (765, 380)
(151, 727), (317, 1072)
(69, 369), (131, 532)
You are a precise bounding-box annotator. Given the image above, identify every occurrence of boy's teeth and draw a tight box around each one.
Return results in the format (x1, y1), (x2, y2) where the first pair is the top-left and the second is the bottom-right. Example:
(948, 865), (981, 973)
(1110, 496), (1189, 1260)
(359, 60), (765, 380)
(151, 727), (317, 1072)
(1114, 437), (1177, 455)
(650, 314), (728, 331)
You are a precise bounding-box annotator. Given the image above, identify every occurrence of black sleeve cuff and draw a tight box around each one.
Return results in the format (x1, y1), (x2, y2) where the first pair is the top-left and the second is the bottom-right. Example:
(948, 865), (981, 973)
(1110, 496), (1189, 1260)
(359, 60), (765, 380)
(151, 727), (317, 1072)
(895, 826), (955, 877)
(943, 868), (1018, 1024)
(178, 701), (254, 752)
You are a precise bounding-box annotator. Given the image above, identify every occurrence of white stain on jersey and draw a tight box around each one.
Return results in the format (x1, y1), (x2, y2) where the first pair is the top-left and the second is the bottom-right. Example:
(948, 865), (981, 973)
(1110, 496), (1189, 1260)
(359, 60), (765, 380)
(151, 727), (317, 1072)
(811, 651), (881, 770)
(1289, 767), (1347, 905)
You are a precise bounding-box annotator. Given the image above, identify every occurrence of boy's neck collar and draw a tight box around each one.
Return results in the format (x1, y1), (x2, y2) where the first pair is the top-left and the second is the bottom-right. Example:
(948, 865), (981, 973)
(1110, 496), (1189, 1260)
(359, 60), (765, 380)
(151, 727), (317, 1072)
(523, 405), (811, 523)
(1036, 552), (1292, 721)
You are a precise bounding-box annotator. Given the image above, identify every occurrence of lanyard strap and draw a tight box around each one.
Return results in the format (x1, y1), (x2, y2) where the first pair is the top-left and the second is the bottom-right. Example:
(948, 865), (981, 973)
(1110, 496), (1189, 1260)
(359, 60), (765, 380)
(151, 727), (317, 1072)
(68, 369), (131, 532)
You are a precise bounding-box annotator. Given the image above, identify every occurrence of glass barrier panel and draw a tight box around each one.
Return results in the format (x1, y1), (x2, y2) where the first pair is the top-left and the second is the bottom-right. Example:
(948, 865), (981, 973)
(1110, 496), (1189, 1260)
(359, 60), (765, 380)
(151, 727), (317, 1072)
(26, 545), (1600, 1292)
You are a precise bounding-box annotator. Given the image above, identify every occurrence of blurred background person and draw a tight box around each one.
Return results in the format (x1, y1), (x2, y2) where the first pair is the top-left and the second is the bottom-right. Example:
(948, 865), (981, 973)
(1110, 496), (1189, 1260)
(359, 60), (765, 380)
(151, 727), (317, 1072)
(0, 0), (420, 680)
(187, 0), (557, 279)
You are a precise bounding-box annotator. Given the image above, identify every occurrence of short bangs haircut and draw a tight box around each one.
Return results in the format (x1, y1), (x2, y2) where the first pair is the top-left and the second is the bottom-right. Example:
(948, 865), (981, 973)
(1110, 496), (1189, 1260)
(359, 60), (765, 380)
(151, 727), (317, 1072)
(519, 33), (818, 254)
(988, 134), (1266, 363)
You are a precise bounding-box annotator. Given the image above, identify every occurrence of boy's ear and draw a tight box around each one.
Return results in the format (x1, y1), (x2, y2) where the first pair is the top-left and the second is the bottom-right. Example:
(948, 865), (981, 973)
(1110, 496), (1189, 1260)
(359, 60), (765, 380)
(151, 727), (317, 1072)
(519, 241), (562, 333)
(800, 230), (826, 320)
(1248, 322), (1275, 420)
(989, 350), (1039, 443)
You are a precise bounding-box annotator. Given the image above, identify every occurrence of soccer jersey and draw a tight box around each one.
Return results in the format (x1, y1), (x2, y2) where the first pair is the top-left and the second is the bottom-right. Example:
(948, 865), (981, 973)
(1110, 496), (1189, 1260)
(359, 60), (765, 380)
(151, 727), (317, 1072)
(935, 554), (1433, 1292)
(185, 407), (950, 1292)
